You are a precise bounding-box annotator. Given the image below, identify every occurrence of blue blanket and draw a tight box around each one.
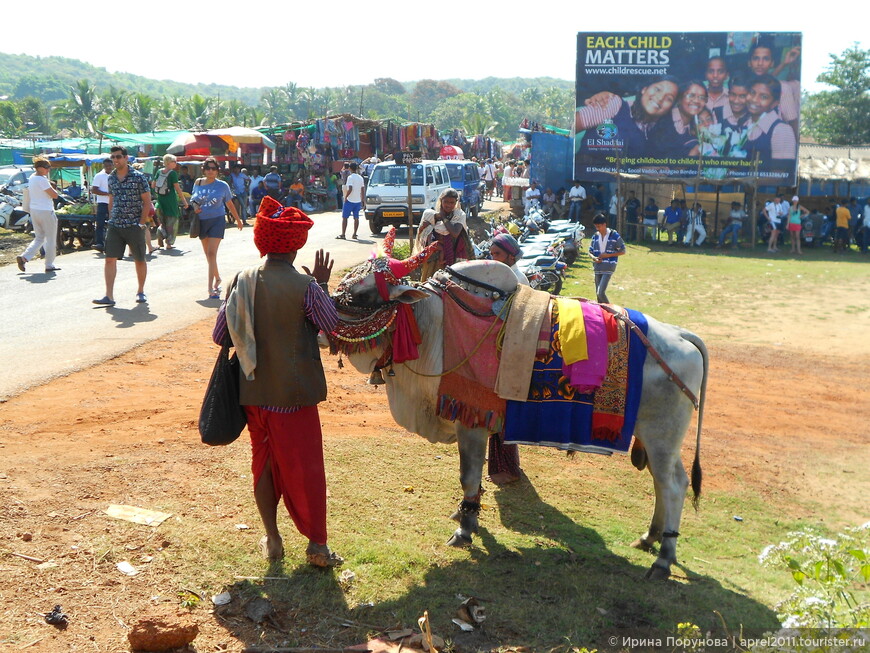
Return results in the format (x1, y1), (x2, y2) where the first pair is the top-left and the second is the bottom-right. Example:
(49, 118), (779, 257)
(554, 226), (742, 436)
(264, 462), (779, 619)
(503, 308), (649, 454)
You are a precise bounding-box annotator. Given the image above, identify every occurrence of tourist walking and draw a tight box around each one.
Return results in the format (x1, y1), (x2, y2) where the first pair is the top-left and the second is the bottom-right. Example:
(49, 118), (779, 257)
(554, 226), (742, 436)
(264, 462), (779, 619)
(189, 156), (243, 299)
(16, 157), (60, 273)
(92, 146), (151, 306)
(153, 153), (189, 250)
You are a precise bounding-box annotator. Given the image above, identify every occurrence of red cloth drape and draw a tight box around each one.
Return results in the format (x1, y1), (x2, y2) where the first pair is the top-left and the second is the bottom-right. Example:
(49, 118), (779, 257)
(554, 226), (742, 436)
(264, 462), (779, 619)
(245, 405), (327, 544)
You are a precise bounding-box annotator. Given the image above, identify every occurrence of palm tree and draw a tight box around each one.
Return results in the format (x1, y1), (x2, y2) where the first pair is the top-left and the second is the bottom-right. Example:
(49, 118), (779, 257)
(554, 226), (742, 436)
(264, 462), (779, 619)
(298, 87), (317, 120)
(520, 87), (542, 105)
(260, 88), (287, 125)
(460, 114), (498, 138)
(53, 80), (101, 134)
(541, 87), (572, 127)
(170, 94), (214, 130)
(127, 93), (159, 133)
(102, 86), (129, 114)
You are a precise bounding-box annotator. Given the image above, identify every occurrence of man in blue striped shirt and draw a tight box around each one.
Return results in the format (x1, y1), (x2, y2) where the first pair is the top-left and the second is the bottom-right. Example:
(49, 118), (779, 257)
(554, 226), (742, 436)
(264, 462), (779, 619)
(588, 212), (626, 304)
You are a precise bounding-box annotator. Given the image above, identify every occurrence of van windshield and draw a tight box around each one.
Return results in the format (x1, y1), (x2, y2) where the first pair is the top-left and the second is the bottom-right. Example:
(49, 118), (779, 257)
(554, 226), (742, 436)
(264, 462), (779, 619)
(369, 165), (423, 186)
(446, 166), (463, 182)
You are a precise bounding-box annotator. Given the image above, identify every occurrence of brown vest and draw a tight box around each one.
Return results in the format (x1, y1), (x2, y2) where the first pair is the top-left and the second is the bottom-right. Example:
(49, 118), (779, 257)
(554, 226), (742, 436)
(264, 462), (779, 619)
(239, 260), (328, 407)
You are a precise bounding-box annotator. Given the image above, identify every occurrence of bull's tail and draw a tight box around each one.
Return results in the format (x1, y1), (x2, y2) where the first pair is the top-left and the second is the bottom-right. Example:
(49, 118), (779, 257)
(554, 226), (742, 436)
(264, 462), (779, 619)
(680, 329), (708, 511)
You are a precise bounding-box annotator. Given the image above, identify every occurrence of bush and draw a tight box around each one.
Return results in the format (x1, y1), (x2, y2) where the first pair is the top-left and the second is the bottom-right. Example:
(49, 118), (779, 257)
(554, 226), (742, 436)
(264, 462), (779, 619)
(758, 522), (870, 629)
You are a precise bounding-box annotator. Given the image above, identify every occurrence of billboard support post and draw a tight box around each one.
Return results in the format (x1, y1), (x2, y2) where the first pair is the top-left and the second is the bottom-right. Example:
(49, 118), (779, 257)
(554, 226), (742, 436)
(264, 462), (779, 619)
(750, 152), (760, 249)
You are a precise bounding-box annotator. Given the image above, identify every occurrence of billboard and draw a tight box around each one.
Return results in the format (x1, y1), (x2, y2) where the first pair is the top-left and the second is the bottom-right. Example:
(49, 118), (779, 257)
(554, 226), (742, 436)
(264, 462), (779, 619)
(574, 32), (802, 185)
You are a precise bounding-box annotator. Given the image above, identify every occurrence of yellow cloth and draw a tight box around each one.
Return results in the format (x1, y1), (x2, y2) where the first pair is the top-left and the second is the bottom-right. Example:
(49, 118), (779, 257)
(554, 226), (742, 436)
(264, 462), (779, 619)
(494, 285), (552, 401)
(556, 297), (588, 364)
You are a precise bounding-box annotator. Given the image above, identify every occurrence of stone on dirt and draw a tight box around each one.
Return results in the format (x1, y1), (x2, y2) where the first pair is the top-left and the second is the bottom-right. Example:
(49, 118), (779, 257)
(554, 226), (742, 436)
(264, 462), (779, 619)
(127, 609), (198, 651)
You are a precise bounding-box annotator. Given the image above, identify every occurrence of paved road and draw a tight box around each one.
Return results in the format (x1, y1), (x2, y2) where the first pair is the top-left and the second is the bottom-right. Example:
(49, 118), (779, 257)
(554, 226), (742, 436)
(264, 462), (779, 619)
(0, 199), (505, 401)
(0, 210), (392, 400)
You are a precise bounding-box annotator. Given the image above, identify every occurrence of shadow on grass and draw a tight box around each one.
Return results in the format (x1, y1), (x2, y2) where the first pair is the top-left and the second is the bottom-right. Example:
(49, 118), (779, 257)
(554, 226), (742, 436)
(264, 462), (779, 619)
(627, 238), (839, 262)
(210, 477), (778, 652)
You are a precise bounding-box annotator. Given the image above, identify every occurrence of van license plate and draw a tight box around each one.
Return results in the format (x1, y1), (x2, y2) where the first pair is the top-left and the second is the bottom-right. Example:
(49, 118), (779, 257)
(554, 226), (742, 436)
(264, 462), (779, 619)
(382, 211), (405, 217)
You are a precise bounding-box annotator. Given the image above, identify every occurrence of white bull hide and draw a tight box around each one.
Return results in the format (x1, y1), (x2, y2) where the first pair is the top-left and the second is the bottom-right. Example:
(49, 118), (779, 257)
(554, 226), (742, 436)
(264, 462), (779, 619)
(338, 260), (708, 579)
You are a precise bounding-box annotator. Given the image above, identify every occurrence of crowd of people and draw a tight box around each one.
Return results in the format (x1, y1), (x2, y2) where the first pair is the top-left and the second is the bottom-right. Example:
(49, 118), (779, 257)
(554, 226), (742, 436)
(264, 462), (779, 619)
(552, 185), (870, 255)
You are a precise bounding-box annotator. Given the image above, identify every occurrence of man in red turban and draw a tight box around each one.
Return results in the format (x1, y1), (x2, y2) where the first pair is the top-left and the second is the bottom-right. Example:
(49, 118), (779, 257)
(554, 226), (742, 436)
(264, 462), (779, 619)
(212, 195), (343, 567)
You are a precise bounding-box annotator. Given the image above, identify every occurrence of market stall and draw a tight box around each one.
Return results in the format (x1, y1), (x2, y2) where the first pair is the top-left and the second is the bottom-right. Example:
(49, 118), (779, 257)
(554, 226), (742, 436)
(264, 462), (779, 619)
(45, 153), (108, 249)
(261, 115), (442, 212)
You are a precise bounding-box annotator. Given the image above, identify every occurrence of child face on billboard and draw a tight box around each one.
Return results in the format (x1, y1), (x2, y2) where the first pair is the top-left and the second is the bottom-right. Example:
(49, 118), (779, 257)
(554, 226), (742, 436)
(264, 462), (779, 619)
(748, 82), (778, 118)
(705, 58), (728, 90)
(679, 83), (708, 117)
(749, 47), (775, 75)
(728, 85), (750, 116)
(639, 80), (678, 118)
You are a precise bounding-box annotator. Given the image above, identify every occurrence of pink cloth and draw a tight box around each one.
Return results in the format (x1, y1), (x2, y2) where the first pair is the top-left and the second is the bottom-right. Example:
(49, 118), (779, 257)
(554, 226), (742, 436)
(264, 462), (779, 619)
(562, 302), (608, 391)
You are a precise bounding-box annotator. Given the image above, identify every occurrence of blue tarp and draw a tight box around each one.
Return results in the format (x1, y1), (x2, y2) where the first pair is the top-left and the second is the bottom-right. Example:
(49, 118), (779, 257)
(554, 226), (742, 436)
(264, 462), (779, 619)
(530, 132), (574, 193)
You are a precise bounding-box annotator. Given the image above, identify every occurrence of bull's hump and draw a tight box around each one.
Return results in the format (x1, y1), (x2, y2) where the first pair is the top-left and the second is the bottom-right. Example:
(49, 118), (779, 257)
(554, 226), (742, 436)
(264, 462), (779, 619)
(446, 260), (518, 296)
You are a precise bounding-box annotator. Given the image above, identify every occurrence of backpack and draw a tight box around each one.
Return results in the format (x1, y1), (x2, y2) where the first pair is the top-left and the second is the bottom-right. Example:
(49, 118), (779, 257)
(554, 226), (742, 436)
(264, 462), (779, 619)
(155, 170), (171, 195)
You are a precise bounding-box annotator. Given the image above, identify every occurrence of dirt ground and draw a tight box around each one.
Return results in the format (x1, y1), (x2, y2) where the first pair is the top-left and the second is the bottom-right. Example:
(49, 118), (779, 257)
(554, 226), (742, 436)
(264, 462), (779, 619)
(1, 270), (868, 652)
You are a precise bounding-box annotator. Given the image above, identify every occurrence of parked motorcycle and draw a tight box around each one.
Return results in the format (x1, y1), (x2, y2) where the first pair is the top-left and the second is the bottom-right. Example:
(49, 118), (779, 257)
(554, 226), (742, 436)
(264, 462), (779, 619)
(801, 215), (818, 248)
(0, 184), (31, 231)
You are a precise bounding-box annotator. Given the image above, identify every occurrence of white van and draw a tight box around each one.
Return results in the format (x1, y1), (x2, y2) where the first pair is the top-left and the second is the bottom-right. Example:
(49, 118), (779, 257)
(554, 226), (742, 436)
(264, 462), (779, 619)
(364, 160), (452, 234)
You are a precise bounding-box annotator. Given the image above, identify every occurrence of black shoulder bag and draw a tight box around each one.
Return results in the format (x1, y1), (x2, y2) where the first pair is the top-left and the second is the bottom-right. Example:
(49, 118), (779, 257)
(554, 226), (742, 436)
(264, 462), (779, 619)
(199, 305), (247, 446)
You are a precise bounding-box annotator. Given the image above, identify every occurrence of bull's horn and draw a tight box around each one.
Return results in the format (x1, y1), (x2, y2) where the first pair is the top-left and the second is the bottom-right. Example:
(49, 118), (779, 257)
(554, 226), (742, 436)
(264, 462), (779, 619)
(381, 227), (397, 258)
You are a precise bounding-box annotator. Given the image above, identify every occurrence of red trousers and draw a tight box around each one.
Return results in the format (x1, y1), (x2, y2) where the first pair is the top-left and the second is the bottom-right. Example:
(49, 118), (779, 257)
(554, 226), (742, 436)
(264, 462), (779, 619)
(245, 405), (327, 544)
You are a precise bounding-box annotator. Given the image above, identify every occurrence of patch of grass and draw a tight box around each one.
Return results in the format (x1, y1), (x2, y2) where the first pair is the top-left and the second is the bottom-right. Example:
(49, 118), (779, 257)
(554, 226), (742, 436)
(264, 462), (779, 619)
(126, 432), (857, 651)
(0, 227), (31, 267)
(564, 242), (869, 331)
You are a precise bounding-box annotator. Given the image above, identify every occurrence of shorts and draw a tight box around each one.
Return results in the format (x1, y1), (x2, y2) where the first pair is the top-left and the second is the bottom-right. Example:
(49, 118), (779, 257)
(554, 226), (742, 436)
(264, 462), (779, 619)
(787, 222), (802, 232)
(485, 179), (495, 191)
(105, 224), (147, 261)
(199, 217), (227, 239)
(342, 201), (361, 219)
(664, 221), (680, 232)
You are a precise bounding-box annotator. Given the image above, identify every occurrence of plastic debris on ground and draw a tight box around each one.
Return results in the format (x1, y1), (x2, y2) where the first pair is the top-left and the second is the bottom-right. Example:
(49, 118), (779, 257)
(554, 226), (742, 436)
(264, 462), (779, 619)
(104, 504), (172, 526)
(211, 591), (232, 606)
(116, 561), (139, 576)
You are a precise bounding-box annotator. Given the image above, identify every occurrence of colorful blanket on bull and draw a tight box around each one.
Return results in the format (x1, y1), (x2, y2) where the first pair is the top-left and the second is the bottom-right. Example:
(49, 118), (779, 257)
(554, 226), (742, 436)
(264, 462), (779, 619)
(503, 302), (649, 454)
(436, 285), (507, 432)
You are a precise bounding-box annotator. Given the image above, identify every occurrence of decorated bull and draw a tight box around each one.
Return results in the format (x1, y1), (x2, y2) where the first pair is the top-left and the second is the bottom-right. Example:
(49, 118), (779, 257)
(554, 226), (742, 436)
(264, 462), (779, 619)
(328, 229), (708, 579)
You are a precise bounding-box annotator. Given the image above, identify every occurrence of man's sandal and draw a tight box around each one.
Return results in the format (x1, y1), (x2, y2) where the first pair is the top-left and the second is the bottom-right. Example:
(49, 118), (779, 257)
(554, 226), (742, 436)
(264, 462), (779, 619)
(306, 550), (344, 568)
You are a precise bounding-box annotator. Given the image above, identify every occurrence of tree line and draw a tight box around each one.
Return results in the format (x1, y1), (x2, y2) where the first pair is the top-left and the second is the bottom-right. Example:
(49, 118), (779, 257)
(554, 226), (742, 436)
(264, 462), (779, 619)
(0, 77), (573, 142)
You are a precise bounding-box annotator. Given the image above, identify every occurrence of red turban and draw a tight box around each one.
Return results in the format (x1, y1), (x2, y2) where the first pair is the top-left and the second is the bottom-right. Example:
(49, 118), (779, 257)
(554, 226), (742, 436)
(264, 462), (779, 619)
(253, 196), (314, 256)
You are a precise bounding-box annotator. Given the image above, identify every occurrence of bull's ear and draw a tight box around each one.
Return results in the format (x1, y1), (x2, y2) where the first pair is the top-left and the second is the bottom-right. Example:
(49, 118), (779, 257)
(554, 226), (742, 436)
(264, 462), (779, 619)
(389, 284), (429, 304)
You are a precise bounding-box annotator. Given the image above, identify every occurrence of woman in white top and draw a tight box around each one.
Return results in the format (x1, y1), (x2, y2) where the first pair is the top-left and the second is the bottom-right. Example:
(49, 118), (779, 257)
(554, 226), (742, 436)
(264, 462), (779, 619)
(17, 156), (60, 273)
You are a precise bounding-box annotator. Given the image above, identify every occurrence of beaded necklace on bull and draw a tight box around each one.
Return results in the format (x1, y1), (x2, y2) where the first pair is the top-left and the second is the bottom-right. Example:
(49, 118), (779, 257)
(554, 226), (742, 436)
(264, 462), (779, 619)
(328, 228), (441, 379)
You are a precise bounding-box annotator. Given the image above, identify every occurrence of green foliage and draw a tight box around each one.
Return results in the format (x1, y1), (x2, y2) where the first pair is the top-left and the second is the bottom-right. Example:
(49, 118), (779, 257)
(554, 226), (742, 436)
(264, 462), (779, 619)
(0, 51), (586, 140)
(0, 51), (261, 104)
(802, 44), (870, 145)
(391, 241), (411, 260)
(410, 79), (463, 117)
(758, 524), (870, 629)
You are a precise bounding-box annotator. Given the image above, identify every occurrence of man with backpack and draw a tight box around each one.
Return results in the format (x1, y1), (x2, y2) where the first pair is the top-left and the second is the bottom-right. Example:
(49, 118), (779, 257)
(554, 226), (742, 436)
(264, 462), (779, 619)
(152, 153), (189, 250)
